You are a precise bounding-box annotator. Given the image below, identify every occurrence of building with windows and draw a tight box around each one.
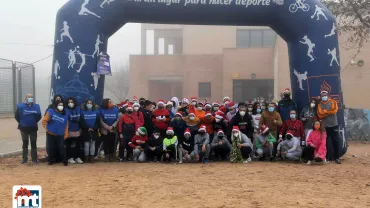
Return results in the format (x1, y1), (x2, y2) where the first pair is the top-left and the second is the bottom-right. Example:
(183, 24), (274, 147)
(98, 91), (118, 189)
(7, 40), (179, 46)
(129, 24), (370, 109)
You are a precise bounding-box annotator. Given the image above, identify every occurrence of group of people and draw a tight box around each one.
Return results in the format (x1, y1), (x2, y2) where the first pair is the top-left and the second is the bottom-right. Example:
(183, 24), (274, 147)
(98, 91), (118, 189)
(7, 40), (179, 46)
(15, 87), (342, 166)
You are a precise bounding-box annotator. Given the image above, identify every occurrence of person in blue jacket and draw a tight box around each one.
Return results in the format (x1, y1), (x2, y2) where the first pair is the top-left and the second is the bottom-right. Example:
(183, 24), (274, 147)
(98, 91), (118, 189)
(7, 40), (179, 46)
(170, 112), (187, 147)
(80, 99), (100, 163)
(277, 88), (297, 123)
(100, 98), (119, 162)
(15, 93), (41, 164)
(42, 100), (69, 166)
(64, 97), (83, 164)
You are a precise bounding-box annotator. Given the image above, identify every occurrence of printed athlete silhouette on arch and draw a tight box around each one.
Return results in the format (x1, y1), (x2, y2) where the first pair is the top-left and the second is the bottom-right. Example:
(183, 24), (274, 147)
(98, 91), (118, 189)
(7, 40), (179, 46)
(51, 0), (346, 155)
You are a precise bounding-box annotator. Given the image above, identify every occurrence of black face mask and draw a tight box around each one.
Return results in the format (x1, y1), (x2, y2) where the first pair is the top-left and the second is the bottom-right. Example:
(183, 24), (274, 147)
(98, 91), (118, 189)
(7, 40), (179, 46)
(168, 134), (174, 138)
(158, 106), (164, 109)
(199, 132), (205, 135)
(263, 132), (270, 137)
(127, 111), (132, 114)
(286, 135), (293, 140)
(284, 94), (290, 98)
(218, 135), (224, 139)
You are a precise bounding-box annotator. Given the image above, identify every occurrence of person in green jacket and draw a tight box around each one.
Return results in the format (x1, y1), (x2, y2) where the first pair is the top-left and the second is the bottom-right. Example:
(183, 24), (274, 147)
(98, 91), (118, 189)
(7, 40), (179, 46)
(255, 125), (277, 162)
(162, 127), (178, 163)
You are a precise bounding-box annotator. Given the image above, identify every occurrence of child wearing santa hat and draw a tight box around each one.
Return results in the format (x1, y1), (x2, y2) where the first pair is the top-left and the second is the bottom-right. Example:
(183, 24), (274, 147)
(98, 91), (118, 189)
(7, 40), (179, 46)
(211, 129), (232, 161)
(255, 125), (277, 162)
(129, 127), (148, 162)
(162, 127), (178, 163)
(178, 128), (195, 164)
(193, 125), (211, 164)
(276, 130), (302, 161)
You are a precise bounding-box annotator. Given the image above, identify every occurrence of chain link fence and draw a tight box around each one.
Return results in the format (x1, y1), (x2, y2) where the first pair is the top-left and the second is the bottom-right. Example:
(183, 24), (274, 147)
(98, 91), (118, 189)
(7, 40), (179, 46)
(0, 58), (35, 114)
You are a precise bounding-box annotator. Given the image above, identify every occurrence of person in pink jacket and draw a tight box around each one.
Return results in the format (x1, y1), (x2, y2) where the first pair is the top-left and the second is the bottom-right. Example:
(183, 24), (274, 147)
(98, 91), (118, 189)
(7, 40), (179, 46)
(132, 102), (144, 130)
(302, 120), (327, 165)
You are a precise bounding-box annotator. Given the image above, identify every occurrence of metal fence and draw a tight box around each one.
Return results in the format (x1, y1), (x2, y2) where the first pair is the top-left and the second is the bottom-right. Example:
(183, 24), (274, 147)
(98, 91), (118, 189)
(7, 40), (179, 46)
(0, 58), (35, 114)
(345, 108), (370, 141)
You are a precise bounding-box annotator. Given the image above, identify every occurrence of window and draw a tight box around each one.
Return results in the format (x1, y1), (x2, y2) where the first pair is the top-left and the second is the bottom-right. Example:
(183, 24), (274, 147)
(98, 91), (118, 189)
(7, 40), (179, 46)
(199, 82), (211, 98)
(236, 29), (277, 48)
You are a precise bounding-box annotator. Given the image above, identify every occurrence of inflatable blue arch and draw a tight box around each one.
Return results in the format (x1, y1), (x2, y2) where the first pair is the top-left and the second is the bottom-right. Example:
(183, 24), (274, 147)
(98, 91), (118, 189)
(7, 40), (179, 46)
(52, 0), (346, 155)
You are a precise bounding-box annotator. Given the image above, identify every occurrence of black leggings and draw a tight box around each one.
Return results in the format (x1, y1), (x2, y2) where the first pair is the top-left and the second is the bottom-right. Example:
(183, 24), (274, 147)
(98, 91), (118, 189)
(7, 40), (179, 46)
(240, 146), (252, 159)
(102, 133), (115, 155)
(325, 126), (340, 160)
(65, 137), (83, 159)
(302, 146), (323, 162)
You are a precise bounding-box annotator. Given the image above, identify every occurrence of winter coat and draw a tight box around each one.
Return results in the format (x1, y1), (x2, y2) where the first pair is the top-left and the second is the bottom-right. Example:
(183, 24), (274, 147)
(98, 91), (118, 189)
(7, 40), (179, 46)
(147, 135), (163, 150)
(229, 113), (254, 139)
(152, 108), (170, 130)
(211, 135), (232, 150)
(300, 105), (318, 130)
(132, 110), (144, 130)
(277, 98), (297, 123)
(170, 118), (187, 141)
(141, 108), (153, 136)
(259, 111), (283, 135)
(317, 98), (338, 128)
(118, 113), (136, 137)
(212, 119), (228, 136)
(306, 130), (327, 160)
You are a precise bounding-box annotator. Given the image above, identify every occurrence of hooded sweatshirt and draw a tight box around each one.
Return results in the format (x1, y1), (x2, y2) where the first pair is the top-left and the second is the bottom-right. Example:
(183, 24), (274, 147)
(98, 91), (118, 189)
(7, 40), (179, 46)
(255, 133), (276, 149)
(317, 98), (338, 128)
(229, 112), (254, 139)
(306, 130), (327, 160)
(170, 118), (187, 141)
(277, 98), (297, 123)
(211, 135), (232, 150)
(277, 137), (302, 153)
(170, 97), (180, 115)
(193, 133), (209, 155)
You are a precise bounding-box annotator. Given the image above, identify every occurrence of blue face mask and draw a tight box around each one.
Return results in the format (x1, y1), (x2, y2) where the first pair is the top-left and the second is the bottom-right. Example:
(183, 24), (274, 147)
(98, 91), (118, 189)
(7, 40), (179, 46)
(268, 107), (274, 112)
(257, 109), (261, 113)
(86, 104), (93, 109)
(27, 98), (33, 103)
(290, 114), (296, 119)
(321, 96), (328, 101)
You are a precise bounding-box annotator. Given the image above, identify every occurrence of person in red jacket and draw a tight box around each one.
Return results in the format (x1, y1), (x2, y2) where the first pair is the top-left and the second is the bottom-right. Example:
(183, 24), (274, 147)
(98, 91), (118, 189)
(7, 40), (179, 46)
(201, 112), (214, 141)
(132, 102), (144, 130)
(152, 100), (170, 137)
(279, 109), (305, 145)
(129, 127), (148, 162)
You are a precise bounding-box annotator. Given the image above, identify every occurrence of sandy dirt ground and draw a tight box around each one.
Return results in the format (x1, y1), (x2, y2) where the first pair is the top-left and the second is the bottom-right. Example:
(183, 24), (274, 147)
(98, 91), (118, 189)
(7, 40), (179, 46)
(1, 142), (370, 208)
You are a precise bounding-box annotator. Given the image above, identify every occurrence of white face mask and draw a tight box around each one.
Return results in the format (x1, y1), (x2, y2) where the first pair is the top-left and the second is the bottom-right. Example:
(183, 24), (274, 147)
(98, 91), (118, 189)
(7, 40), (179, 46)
(240, 111), (246, 116)
(213, 107), (219, 111)
(192, 101), (197, 105)
(154, 135), (160, 139)
(136, 132), (140, 136)
(310, 103), (316, 108)
(215, 118), (221, 123)
(189, 116), (195, 121)
(57, 106), (64, 111)
(248, 108), (253, 111)
(233, 132), (239, 137)
(133, 107), (139, 111)
(197, 107), (203, 111)
(68, 103), (74, 108)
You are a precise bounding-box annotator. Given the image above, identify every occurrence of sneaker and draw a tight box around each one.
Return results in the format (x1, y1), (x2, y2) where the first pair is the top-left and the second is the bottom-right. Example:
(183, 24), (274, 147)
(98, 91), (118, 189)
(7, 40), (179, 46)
(75, 158), (83, 164)
(94, 156), (99, 160)
(335, 159), (341, 164)
(32, 160), (39, 164)
(243, 157), (252, 164)
(68, 158), (76, 164)
(204, 159), (209, 164)
(20, 159), (28, 164)
(322, 159), (328, 165)
(179, 161), (183, 164)
(306, 160), (312, 165)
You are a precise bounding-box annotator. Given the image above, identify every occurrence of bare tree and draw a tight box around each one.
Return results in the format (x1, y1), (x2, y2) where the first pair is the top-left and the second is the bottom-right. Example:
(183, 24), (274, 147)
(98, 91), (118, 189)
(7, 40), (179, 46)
(323, 0), (370, 56)
(104, 64), (130, 103)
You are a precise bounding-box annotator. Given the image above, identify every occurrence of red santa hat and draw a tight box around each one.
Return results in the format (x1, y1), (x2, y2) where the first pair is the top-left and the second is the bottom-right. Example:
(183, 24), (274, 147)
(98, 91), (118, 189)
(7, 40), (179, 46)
(219, 106), (226, 113)
(283, 88), (291, 94)
(212, 102), (220, 107)
(286, 130), (294, 137)
(227, 102), (236, 108)
(166, 101), (173, 106)
(232, 126), (240, 132)
(184, 128), (191, 136)
(205, 112), (212, 117)
(175, 112), (183, 118)
(199, 125), (206, 132)
(260, 125), (269, 134)
(188, 113), (195, 117)
(247, 100), (253, 106)
(132, 102), (140, 108)
(126, 104), (133, 110)
(133, 96), (138, 101)
(223, 96), (231, 102)
(166, 127), (174, 134)
(217, 129), (224, 136)
(215, 112), (224, 119)
(191, 96), (197, 101)
(182, 98), (189, 104)
(157, 100), (165, 105)
(205, 103), (212, 108)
